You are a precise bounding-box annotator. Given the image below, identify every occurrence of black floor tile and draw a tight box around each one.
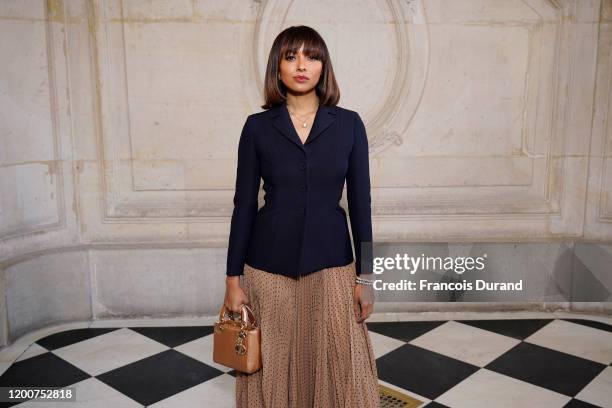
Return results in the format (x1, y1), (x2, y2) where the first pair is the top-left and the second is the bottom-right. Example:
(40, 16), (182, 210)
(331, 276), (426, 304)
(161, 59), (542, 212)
(0, 352), (91, 407)
(485, 342), (607, 397)
(456, 318), (554, 340)
(562, 318), (612, 334)
(129, 326), (214, 348)
(95, 349), (223, 406)
(423, 402), (450, 408)
(35, 328), (120, 350)
(563, 398), (604, 407)
(376, 343), (479, 400)
(366, 321), (447, 342)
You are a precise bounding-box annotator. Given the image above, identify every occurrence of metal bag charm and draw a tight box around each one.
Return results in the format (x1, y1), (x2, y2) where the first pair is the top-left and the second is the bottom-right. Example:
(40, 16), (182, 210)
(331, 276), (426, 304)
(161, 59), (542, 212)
(212, 304), (261, 374)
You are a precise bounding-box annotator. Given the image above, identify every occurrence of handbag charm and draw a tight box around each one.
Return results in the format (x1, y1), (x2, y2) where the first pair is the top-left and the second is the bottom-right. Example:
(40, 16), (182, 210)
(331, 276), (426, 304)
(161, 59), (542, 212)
(213, 304), (261, 374)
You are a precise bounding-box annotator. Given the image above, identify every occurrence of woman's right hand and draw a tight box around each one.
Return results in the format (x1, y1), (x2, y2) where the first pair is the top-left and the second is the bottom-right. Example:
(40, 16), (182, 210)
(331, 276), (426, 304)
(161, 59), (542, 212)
(224, 276), (250, 313)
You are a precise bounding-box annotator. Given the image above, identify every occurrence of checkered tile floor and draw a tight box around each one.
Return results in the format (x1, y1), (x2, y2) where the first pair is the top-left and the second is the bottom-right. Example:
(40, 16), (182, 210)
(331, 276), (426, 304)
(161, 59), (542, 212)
(0, 318), (610, 407)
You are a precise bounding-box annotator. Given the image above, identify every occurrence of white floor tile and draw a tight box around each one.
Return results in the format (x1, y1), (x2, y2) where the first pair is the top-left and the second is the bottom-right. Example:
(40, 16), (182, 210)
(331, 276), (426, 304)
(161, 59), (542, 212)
(174, 333), (231, 373)
(51, 328), (169, 376)
(0, 362), (11, 377)
(16, 377), (143, 407)
(149, 373), (235, 408)
(435, 368), (571, 408)
(574, 365), (612, 408)
(525, 319), (612, 365)
(367, 330), (406, 359)
(15, 343), (48, 362)
(409, 321), (521, 367)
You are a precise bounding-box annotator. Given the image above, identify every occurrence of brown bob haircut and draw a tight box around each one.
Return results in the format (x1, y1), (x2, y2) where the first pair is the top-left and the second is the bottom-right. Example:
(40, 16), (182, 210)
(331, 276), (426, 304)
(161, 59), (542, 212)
(261, 25), (340, 110)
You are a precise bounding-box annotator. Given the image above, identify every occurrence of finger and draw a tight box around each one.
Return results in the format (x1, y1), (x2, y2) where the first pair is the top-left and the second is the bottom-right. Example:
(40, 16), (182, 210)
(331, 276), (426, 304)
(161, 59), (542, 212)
(357, 302), (372, 322)
(353, 300), (361, 321)
(356, 301), (365, 323)
(354, 302), (362, 321)
(357, 309), (366, 323)
(362, 303), (373, 320)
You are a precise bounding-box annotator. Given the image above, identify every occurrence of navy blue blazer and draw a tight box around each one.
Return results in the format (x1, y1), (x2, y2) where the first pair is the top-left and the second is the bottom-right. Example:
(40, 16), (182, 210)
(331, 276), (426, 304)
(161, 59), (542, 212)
(226, 100), (372, 278)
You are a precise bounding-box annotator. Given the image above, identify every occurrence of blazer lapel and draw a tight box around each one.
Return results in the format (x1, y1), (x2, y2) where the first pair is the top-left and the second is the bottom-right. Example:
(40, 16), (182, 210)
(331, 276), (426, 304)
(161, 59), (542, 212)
(270, 101), (336, 150)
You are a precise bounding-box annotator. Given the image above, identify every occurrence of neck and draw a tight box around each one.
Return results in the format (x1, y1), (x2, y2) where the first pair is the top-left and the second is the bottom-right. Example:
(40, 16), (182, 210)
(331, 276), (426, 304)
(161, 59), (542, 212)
(286, 91), (319, 114)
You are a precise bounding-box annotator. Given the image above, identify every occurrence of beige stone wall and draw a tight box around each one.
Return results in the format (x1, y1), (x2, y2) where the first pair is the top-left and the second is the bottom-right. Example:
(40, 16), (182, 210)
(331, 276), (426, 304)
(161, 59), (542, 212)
(0, 0), (610, 345)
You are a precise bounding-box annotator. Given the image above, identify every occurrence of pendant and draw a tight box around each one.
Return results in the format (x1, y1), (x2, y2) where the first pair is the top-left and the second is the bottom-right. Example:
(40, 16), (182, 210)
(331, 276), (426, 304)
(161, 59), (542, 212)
(302, 122), (307, 128)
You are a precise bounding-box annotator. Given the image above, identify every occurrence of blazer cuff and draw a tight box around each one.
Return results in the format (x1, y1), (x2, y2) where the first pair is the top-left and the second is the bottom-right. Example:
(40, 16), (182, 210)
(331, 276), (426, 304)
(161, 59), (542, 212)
(355, 241), (373, 276)
(226, 266), (244, 277)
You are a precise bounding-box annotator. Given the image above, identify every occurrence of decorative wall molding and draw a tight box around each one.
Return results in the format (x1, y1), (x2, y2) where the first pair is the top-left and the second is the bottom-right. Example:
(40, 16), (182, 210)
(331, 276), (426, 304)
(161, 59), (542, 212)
(585, 0), (612, 238)
(0, 0), (69, 241)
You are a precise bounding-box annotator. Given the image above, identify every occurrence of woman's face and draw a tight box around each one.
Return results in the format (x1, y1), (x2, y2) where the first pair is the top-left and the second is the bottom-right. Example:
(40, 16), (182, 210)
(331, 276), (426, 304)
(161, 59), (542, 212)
(279, 44), (323, 95)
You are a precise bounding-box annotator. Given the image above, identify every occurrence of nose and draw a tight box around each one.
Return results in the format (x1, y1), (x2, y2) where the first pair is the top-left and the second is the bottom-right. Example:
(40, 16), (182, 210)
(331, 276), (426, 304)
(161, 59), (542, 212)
(297, 55), (307, 70)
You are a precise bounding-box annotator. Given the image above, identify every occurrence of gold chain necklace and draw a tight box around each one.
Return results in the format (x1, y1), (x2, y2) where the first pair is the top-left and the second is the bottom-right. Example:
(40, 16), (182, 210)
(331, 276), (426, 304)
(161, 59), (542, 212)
(287, 106), (317, 128)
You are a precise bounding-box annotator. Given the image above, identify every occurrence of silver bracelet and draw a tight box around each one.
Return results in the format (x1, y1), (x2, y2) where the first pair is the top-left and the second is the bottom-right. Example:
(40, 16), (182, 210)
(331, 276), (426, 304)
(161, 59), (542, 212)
(355, 276), (373, 285)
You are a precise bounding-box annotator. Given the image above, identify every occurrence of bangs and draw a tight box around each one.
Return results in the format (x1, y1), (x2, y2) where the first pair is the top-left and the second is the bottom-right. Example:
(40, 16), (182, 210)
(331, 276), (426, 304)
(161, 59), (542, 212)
(279, 34), (326, 61)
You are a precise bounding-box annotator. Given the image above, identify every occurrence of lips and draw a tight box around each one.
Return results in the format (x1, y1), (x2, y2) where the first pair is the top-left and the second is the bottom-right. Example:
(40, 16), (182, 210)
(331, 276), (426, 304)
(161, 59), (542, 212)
(294, 75), (309, 81)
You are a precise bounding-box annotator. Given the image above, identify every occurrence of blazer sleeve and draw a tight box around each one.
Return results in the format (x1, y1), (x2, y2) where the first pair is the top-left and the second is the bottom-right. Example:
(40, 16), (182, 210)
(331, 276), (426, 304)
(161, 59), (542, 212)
(346, 112), (373, 276)
(226, 116), (260, 276)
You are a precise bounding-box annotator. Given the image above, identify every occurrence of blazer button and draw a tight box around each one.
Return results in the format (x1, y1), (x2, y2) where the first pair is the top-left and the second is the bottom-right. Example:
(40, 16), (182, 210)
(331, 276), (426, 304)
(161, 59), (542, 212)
(299, 185), (306, 192)
(299, 162), (306, 171)
(298, 206), (305, 212)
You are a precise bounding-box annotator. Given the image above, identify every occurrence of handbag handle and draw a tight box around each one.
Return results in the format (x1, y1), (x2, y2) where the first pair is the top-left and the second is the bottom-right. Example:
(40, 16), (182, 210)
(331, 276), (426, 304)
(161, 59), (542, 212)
(218, 304), (257, 328)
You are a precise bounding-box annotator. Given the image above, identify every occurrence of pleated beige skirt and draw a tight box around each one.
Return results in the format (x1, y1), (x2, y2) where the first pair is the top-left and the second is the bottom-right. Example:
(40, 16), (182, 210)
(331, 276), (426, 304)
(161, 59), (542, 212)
(235, 261), (380, 408)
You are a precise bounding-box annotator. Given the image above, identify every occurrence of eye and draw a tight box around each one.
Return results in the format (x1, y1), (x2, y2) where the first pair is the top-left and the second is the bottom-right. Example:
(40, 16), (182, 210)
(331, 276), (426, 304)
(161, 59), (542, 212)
(285, 54), (319, 61)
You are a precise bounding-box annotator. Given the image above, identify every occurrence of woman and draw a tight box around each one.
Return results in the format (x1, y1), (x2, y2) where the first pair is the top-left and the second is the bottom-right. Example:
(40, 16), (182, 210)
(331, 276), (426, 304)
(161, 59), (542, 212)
(224, 25), (380, 407)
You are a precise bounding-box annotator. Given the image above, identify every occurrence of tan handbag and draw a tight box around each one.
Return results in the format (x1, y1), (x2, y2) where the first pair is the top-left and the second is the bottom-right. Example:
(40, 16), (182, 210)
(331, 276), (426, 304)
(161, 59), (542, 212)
(213, 304), (261, 374)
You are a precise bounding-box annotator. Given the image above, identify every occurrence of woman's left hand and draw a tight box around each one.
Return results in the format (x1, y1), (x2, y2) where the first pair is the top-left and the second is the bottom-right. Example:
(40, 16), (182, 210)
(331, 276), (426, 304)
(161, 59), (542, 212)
(353, 275), (375, 323)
